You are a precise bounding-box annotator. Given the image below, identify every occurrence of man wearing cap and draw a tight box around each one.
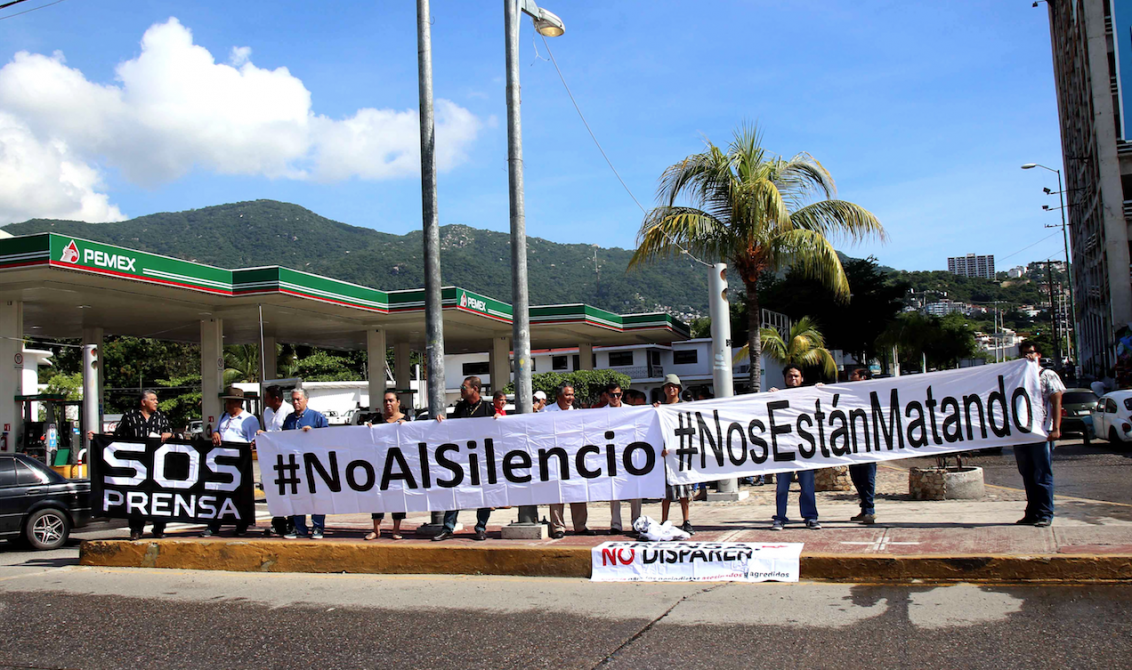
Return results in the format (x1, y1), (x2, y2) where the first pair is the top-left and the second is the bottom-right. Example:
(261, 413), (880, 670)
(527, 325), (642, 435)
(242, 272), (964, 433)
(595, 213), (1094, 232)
(533, 390), (548, 412)
(656, 374), (695, 534)
(202, 386), (259, 537)
(544, 382), (594, 538)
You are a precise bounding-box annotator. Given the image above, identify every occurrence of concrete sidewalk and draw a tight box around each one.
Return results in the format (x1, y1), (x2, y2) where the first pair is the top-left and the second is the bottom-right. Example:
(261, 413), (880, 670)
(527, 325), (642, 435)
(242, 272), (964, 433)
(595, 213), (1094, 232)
(81, 465), (1132, 581)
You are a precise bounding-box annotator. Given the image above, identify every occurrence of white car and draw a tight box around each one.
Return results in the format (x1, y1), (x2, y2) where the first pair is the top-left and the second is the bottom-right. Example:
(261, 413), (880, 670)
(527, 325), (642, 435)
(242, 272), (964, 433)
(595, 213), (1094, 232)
(1090, 390), (1132, 443)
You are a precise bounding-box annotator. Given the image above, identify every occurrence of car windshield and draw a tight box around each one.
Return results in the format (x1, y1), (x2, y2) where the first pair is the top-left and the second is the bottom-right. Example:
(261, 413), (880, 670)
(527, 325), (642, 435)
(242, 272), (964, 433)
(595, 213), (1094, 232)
(1063, 392), (1098, 405)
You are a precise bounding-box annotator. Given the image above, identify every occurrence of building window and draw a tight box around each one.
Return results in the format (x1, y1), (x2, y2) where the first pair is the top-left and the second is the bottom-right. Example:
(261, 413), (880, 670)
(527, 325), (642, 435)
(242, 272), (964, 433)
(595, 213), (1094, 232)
(462, 362), (489, 376)
(608, 351), (634, 367)
(649, 350), (661, 365)
(673, 350), (698, 365)
(552, 355), (568, 371)
(572, 355), (580, 370)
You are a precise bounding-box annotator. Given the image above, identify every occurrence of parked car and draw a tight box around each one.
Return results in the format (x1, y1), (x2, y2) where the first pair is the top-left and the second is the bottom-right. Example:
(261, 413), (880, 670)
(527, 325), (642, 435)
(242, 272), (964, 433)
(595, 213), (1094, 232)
(1060, 388), (1098, 444)
(0, 454), (91, 550)
(1090, 390), (1132, 444)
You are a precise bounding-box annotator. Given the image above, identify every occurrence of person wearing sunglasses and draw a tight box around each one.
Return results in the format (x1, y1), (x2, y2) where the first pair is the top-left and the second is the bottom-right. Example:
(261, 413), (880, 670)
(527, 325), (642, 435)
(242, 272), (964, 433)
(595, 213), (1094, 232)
(600, 382), (641, 536)
(1014, 341), (1064, 527)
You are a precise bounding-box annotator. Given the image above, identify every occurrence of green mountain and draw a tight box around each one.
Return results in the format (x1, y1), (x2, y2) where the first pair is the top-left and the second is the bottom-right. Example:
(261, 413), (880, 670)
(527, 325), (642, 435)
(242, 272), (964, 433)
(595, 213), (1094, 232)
(1, 199), (714, 318)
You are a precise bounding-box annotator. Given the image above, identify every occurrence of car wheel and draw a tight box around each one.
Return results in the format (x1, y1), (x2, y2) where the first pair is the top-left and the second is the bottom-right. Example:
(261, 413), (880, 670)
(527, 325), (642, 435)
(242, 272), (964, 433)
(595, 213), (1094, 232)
(24, 508), (70, 551)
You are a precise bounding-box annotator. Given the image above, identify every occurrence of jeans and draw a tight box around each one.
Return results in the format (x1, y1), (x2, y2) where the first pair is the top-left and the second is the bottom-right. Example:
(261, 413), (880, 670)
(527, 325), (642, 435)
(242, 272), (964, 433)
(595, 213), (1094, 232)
(291, 514), (326, 536)
(774, 470), (817, 522)
(443, 508), (491, 533)
(1014, 441), (1055, 520)
(848, 463), (877, 515)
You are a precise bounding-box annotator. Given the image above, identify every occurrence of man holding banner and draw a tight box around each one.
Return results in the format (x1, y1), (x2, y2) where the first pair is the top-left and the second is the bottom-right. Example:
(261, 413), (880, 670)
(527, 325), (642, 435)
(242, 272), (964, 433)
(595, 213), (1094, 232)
(283, 388), (330, 539)
(433, 376), (494, 542)
(202, 387), (259, 537)
(1014, 342), (1064, 528)
(770, 365), (820, 531)
(115, 390), (173, 540)
(847, 367), (878, 525)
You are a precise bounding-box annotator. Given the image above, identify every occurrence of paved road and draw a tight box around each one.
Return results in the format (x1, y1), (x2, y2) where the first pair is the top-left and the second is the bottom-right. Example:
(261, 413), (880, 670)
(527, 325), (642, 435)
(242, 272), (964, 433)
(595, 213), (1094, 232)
(0, 565), (1126, 669)
(894, 437), (1132, 506)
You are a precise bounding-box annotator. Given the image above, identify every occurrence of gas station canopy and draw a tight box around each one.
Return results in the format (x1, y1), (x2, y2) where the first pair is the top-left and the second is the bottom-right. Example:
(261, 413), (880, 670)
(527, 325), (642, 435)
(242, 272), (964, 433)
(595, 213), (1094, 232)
(0, 233), (689, 352)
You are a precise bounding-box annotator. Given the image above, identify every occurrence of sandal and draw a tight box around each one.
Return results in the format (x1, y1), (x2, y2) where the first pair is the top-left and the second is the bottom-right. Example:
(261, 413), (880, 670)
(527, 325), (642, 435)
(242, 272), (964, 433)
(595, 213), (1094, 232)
(391, 533), (403, 540)
(364, 531), (379, 541)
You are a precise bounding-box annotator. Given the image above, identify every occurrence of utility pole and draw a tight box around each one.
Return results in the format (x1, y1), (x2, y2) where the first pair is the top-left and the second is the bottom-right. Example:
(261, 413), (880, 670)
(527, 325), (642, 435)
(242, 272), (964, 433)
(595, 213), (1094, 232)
(706, 264), (746, 501)
(1046, 261), (1061, 364)
(417, 0), (448, 532)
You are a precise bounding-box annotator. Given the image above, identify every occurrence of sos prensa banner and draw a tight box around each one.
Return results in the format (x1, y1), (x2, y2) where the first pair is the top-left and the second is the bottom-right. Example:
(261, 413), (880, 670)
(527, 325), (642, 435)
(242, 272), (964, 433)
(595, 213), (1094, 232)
(91, 436), (255, 525)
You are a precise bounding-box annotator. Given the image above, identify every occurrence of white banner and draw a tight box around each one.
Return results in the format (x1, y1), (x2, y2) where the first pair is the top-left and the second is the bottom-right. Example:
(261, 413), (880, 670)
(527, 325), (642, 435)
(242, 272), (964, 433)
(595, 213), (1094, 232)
(591, 541), (803, 582)
(658, 360), (1047, 485)
(256, 407), (665, 516)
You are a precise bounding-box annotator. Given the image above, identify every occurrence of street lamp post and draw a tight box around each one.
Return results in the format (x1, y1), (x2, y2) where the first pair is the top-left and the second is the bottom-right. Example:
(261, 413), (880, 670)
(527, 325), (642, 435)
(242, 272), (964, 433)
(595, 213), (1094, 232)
(1022, 163), (1079, 368)
(501, 0), (564, 538)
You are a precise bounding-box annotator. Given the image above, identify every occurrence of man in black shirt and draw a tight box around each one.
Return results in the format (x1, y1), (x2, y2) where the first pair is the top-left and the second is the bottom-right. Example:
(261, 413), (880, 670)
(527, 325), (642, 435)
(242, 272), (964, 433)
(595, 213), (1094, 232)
(432, 376), (493, 541)
(116, 390), (173, 540)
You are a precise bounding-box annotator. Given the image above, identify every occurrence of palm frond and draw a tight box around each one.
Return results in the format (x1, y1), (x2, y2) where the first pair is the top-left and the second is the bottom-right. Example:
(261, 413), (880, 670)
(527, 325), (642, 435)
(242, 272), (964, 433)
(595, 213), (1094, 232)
(768, 229), (851, 298)
(789, 200), (887, 245)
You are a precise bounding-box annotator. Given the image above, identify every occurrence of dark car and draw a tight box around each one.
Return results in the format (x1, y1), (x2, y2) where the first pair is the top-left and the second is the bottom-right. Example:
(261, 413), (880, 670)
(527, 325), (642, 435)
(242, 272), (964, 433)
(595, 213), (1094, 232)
(1060, 388), (1099, 444)
(0, 454), (91, 550)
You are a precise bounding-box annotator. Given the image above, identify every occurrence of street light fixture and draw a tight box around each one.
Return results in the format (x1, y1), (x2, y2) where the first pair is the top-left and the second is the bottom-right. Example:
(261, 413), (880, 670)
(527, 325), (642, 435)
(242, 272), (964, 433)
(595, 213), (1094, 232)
(1022, 162), (1079, 368)
(520, 0), (565, 36)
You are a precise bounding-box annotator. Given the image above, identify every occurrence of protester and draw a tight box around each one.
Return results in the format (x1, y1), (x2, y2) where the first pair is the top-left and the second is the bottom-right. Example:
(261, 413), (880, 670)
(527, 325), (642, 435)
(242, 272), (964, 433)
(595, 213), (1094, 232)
(1015, 341), (1065, 527)
(600, 382), (642, 536)
(111, 390), (173, 540)
(493, 390), (508, 417)
(203, 387), (259, 537)
(283, 388), (330, 539)
(367, 391), (410, 541)
(623, 389), (648, 406)
(433, 376), (495, 541)
(258, 385), (294, 537)
(846, 367), (877, 525)
(771, 364), (820, 531)
(656, 374), (695, 535)
(544, 383), (594, 537)
(533, 390), (548, 412)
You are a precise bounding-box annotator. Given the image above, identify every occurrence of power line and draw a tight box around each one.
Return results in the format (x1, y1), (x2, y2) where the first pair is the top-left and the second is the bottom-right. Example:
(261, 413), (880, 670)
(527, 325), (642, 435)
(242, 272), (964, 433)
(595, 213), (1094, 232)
(996, 230), (1062, 262)
(0, 0), (67, 21)
(539, 36), (712, 268)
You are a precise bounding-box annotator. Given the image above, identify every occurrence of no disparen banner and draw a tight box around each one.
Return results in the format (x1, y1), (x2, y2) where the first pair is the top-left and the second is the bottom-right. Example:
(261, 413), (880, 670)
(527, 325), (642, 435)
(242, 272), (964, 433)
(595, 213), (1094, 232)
(658, 359), (1047, 485)
(591, 541), (803, 583)
(256, 407), (666, 517)
(90, 436), (255, 525)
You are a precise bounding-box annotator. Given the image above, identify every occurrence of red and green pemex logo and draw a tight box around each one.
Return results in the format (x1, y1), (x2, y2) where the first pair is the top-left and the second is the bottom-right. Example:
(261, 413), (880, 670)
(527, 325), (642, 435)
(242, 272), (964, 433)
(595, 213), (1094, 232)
(60, 240), (80, 263)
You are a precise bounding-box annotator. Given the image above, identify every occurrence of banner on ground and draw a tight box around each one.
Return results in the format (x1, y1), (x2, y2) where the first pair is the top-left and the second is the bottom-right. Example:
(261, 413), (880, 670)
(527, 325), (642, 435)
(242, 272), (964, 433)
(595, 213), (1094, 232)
(90, 436), (255, 525)
(591, 541), (803, 582)
(658, 359), (1047, 485)
(256, 407), (665, 516)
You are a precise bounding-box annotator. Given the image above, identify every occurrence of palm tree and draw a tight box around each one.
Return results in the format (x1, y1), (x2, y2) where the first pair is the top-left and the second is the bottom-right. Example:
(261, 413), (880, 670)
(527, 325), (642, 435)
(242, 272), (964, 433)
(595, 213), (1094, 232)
(223, 344), (260, 385)
(745, 316), (838, 381)
(629, 126), (885, 390)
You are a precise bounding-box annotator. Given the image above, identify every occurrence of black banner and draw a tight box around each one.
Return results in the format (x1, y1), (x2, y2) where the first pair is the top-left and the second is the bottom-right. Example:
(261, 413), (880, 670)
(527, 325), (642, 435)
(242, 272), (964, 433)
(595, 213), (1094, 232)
(91, 436), (255, 525)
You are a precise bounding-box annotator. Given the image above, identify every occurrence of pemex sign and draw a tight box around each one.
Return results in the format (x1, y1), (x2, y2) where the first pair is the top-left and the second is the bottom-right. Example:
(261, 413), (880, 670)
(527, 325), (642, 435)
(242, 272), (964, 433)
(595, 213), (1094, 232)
(48, 234), (232, 295)
(58, 238), (136, 271)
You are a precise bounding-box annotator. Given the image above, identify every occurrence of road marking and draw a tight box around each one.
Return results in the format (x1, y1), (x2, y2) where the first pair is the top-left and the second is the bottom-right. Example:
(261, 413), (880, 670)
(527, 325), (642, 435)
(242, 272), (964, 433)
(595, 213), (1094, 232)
(839, 529), (920, 552)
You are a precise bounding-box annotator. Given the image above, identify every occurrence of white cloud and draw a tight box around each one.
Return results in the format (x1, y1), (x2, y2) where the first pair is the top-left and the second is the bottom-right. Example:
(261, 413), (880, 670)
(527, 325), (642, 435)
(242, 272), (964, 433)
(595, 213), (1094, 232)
(0, 112), (126, 223)
(0, 17), (484, 224)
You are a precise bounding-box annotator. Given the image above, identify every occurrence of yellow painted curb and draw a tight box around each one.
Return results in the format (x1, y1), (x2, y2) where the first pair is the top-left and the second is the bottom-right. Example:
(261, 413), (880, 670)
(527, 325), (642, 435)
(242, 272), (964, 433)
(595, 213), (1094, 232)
(79, 540), (1132, 582)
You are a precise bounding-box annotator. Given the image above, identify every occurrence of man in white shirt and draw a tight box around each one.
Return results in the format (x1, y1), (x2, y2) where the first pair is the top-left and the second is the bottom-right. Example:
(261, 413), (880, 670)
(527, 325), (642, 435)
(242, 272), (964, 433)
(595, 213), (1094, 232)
(1014, 341), (1065, 527)
(544, 383), (593, 538)
(258, 385), (293, 537)
(600, 382), (642, 536)
(203, 386), (260, 537)
(533, 390), (547, 412)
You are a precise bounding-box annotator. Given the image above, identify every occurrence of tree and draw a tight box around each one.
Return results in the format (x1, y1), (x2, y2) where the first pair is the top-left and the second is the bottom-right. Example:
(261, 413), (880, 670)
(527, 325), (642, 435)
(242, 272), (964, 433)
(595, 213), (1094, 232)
(629, 125), (884, 391)
(745, 316), (838, 382)
(224, 344), (260, 385)
(504, 370), (631, 408)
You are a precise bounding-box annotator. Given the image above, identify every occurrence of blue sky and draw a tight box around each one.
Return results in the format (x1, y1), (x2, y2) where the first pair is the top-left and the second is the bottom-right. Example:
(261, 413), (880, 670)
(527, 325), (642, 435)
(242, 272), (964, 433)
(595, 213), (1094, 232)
(0, 0), (1067, 272)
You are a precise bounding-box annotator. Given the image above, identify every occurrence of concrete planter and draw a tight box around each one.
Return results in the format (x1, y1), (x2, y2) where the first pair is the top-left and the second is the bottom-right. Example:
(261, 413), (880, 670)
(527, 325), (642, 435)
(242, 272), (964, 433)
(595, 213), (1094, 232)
(814, 466), (851, 492)
(909, 466), (985, 500)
